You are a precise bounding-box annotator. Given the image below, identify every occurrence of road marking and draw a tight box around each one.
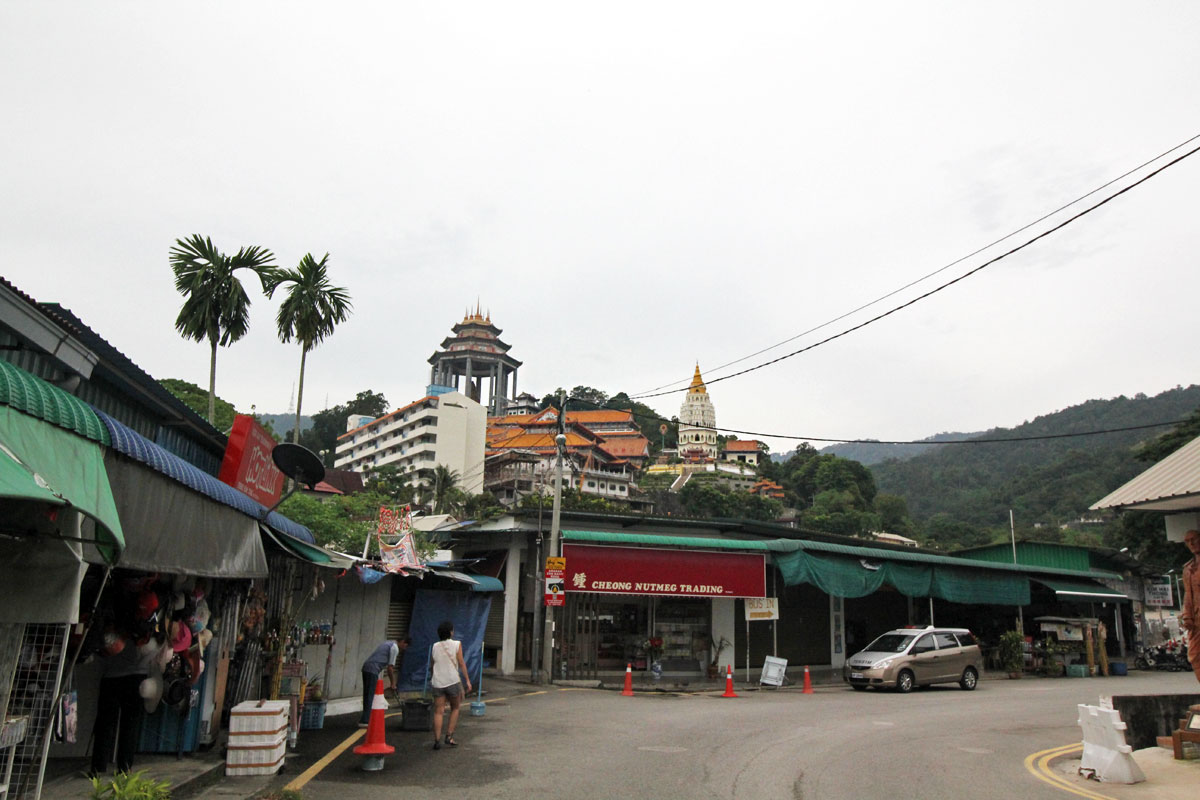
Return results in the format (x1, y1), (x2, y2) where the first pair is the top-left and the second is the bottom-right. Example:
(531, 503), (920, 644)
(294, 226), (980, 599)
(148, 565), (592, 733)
(1023, 743), (1116, 800)
(956, 746), (992, 754)
(285, 689), (580, 791)
(638, 746), (688, 753)
(872, 721), (895, 727)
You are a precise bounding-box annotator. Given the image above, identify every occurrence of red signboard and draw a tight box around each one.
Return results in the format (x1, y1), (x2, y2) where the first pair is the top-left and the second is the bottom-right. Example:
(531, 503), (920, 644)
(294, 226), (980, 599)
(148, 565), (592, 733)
(218, 415), (285, 507)
(562, 544), (765, 598)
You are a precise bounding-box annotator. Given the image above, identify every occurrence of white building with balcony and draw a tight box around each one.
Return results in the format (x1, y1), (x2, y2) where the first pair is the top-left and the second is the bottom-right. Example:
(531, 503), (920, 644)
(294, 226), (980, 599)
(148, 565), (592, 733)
(334, 391), (485, 493)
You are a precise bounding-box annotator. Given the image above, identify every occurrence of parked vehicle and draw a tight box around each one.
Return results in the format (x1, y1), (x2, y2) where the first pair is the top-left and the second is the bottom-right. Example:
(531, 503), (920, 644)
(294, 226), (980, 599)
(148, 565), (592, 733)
(843, 626), (983, 692)
(1134, 639), (1190, 671)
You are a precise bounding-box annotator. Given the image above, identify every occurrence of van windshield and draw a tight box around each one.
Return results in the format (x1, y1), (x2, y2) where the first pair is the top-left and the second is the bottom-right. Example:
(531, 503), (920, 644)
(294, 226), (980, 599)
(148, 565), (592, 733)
(863, 633), (916, 653)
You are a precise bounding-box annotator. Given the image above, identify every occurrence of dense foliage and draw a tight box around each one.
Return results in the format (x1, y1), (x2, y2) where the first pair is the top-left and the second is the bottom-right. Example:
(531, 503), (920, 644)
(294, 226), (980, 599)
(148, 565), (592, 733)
(160, 378), (238, 434)
(869, 385), (1200, 553)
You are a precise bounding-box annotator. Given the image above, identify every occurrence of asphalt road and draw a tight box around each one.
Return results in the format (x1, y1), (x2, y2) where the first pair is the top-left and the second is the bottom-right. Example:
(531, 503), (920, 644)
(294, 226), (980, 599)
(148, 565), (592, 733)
(269, 671), (1199, 800)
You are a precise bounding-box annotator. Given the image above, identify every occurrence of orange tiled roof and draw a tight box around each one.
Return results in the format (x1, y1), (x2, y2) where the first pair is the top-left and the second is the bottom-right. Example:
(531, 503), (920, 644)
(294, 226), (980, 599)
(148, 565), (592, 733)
(599, 436), (650, 458)
(566, 409), (634, 423)
(724, 439), (763, 452)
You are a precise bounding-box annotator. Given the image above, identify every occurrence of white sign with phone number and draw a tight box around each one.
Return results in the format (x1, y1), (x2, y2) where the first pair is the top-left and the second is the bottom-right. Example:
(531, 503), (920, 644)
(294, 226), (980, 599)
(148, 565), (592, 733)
(745, 597), (779, 621)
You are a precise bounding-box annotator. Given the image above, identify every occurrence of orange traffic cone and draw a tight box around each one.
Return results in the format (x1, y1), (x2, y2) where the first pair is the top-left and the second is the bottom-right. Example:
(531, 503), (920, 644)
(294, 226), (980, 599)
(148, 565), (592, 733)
(802, 665), (813, 694)
(621, 663), (634, 696)
(721, 664), (738, 698)
(353, 678), (395, 771)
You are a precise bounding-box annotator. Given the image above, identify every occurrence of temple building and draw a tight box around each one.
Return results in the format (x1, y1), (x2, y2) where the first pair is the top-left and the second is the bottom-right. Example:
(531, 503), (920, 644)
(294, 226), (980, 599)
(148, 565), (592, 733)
(677, 364), (718, 460)
(427, 305), (522, 416)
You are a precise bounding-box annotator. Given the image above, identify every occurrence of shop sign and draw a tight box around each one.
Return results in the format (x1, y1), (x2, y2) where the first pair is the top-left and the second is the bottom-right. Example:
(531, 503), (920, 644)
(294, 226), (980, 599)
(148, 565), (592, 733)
(745, 597), (779, 621)
(218, 415), (284, 507)
(545, 556), (565, 606)
(563, 544), (765, 598)
(1144, 576), (1173, 607)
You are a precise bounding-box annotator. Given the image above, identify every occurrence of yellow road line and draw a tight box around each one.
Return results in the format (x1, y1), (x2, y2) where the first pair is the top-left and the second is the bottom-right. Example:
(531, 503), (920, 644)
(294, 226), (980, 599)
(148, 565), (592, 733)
(1023, 743), (1117, 800)
(286, 689), (577, 790)
(284, 710), (403, 791)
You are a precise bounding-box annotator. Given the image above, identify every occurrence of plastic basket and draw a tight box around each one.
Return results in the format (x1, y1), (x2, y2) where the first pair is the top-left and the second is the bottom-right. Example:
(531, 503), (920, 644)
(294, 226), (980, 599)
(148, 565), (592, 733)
(299, 700), (326, 730)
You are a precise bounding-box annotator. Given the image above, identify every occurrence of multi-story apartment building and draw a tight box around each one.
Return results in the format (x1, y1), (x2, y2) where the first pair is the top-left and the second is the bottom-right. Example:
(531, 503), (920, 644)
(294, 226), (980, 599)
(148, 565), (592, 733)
(334, 391), (485, 493)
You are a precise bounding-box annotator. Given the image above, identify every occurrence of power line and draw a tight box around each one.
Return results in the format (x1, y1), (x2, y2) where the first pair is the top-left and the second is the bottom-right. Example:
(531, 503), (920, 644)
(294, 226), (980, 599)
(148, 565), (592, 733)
(632, 135), (1200, 401)
(565, 394), (1190, 446)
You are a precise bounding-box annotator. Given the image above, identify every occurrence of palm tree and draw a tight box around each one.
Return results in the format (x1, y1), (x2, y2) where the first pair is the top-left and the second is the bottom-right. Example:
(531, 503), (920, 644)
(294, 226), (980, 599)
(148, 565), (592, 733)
(267, 253), (353, 443)
(420, 465), (462, 515)
(170, 234), (277, 423)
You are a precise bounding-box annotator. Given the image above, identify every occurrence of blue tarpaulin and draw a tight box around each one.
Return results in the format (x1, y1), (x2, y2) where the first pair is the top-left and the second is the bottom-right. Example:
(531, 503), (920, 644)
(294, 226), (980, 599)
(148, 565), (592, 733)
(398, 589), (492, 692)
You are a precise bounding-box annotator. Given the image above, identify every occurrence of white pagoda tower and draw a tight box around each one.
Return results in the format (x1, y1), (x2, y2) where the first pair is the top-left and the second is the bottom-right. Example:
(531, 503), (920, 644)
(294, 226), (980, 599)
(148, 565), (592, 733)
(678, 364), (717, 460)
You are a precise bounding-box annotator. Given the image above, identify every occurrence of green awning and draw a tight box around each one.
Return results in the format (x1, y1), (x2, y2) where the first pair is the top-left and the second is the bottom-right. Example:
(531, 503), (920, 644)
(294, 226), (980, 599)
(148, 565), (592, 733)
(0, 441), (68, 506)
(1033, 577), (1128, 602)
(0, 406), (123, 561)
(774, 548), (1032, 606)
(0, 359), (109, 443)
(262, 525), (333, 565)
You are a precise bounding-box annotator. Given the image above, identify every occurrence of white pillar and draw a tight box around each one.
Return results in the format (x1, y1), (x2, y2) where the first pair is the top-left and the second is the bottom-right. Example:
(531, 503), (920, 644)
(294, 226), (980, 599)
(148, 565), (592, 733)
(830, 595), (846, 669)
(501, 542), (522, 675)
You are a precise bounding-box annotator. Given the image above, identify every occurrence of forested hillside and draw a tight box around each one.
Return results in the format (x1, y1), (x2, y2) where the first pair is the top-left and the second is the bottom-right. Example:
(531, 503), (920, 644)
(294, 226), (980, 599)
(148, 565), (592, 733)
(813, 432), (980, 466)
(870, 385), (1200, 539)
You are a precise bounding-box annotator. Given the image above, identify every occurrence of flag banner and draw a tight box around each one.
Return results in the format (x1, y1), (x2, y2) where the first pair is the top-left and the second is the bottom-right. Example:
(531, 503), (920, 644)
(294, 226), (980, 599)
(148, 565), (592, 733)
(378, 505), (421, 574)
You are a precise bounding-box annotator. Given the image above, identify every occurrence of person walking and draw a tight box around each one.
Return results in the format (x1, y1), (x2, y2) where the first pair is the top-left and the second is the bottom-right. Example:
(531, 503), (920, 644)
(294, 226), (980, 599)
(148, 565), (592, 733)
(429, 620), (471, 750)
(360, 636), (409, 726)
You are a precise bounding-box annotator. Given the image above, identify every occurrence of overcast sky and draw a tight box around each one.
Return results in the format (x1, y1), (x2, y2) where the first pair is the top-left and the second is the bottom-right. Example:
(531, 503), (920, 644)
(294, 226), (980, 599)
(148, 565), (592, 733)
(3, 3), (1198, 453)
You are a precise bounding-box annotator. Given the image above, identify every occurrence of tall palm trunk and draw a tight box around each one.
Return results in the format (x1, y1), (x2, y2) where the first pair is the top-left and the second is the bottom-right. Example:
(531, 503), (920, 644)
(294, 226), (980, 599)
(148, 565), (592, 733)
(208, 338), (219, 424)
(293, 345), (308, 444)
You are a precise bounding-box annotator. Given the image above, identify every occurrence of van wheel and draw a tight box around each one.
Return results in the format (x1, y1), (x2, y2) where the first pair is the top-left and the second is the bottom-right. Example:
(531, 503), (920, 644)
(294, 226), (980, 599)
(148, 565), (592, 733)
(959, 667), (978, 691)
(896, 670), (915, 693)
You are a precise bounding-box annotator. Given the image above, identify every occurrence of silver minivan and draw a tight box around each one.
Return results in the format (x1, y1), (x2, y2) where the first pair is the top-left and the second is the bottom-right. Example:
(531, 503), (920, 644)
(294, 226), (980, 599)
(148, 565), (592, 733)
(843, 626), (982, 692)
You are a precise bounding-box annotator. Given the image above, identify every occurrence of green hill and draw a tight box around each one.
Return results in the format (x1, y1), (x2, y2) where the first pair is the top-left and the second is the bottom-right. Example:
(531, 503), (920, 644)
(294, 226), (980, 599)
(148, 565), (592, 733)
(870, 385), (1200, 535)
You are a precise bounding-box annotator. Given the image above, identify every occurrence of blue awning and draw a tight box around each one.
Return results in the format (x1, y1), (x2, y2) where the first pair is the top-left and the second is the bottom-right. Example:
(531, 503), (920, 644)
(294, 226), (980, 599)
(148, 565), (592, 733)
(94, 410), (314, 543)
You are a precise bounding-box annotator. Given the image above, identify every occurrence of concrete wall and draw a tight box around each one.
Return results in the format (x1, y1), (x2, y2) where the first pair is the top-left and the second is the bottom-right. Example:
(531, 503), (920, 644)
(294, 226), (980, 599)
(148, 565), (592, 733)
(433, 392), (486, 494)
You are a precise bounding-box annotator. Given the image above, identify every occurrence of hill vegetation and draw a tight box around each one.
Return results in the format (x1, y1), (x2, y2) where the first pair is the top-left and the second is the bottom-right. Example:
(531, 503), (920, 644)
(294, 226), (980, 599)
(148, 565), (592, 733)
(869, 385), (1200, 558)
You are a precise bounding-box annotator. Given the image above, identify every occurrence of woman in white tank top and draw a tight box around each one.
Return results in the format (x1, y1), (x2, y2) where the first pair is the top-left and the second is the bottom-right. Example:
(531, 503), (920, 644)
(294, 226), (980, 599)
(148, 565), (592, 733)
(430, 620), (472, 749)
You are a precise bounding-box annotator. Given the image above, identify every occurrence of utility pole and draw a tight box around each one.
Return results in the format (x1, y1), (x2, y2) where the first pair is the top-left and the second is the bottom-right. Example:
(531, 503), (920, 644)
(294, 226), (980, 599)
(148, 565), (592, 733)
(541, 391), (566, 684)
(1010, 509), (1024, 634)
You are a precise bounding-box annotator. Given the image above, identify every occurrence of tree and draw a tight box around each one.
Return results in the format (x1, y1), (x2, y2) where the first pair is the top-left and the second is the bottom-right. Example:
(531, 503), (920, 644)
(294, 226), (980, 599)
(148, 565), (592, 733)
(169, 234), (276, 423)
(160, 378), (238, 432)
(267, 253), (353, 444)
(420, 465), (462, 515)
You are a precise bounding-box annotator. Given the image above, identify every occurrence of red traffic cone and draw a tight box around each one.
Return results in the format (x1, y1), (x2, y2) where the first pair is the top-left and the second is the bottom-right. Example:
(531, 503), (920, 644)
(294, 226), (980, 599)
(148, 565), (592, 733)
(353, 678), (395, 771)
(621, 663), (634, 696)
(721, 664), (738, 698)
(802, 665), (813, 694)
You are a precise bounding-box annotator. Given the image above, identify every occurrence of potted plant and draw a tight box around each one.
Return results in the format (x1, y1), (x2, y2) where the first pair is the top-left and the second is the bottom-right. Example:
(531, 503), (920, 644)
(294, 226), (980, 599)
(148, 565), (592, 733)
(706, 636), (730, 679)
(998, 630), (1025, 678)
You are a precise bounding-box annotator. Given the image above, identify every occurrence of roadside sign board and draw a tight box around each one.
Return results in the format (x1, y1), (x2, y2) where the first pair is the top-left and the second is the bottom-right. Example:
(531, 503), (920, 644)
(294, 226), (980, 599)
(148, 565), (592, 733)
(745, 597), (779, 621)
(545, 557), (566, 606)
(1145, 576), (1173, 607)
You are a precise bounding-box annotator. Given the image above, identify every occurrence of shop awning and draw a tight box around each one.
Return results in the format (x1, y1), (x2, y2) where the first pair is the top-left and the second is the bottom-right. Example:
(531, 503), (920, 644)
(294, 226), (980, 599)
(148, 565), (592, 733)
(1032, 577), (1128, 602)
(102, 452), (267, 577)
(0, 405), (123, 561)
(96, 410), (315, 544)
(425, 567), (503, 591)
(261, 524), (357, 569)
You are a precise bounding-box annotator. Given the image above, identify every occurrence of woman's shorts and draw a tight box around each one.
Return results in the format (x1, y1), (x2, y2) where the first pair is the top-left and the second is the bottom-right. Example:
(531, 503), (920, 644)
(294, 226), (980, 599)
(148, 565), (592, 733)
(431, 682), (463, 699)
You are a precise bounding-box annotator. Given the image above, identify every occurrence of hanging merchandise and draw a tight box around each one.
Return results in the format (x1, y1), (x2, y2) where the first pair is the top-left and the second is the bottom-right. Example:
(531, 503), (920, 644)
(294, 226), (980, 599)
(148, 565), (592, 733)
(54, 673), (78, 744)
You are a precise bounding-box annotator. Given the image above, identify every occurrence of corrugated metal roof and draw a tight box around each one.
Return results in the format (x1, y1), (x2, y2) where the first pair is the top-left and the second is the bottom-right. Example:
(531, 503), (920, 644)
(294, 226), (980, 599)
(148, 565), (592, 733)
(97, 410), (315, 543)
(1091, 434), (1200, 512)
(0, 359), (109, 443)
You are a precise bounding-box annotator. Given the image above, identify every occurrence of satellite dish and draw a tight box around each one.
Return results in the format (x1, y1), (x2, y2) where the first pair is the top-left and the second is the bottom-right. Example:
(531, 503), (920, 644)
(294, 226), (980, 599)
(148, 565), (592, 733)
(271, 443), (326, 489)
